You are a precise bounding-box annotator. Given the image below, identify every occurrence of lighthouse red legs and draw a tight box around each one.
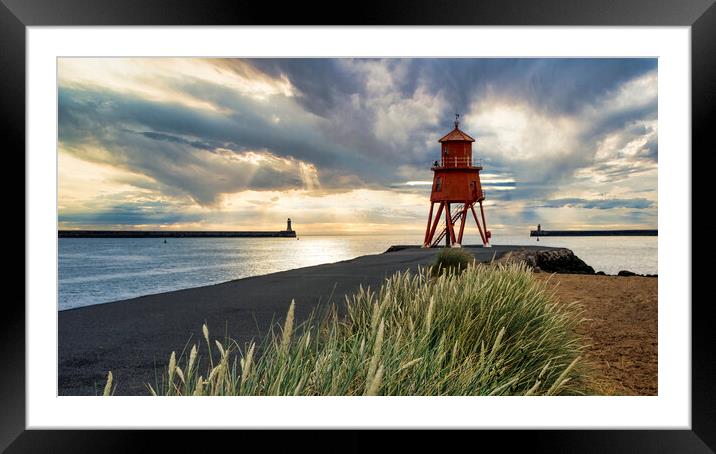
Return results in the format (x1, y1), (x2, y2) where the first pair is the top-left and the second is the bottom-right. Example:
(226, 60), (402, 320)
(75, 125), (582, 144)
(423, 202), (435, 246)
(457, 205), (468, 244)
(470, 204), (487, 245)
(424, 202), (444, 247)
(478, 200), (491, 247)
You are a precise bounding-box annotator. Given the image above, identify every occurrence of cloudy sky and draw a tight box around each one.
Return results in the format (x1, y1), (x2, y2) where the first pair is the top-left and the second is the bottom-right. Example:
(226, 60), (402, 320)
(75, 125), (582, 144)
(58, 58), (657, 235)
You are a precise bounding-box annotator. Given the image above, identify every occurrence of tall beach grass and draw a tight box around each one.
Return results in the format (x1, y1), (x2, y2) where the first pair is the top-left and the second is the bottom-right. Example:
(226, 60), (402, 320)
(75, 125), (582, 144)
(140, 262), (587, 396)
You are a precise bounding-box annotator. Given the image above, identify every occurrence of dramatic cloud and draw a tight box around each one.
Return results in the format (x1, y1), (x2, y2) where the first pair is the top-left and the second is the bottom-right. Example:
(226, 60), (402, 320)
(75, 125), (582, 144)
(58, 58), (658, 234)
(539, 197), (655, 210)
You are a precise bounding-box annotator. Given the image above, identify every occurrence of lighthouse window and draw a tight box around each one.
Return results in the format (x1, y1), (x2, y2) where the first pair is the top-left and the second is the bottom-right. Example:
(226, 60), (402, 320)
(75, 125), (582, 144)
(435, 177), (442, 192)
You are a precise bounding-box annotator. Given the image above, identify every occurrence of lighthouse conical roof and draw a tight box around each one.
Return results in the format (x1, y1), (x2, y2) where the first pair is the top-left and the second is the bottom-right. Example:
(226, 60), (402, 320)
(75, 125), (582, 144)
(438, 127), (475, 142)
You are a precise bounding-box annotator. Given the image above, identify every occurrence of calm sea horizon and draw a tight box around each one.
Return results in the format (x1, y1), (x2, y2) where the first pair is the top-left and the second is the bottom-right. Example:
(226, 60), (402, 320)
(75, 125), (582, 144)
(58, 234), (657, 311)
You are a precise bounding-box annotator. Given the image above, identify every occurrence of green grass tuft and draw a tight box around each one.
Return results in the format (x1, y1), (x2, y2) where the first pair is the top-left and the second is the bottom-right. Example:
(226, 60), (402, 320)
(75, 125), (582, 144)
(432, 247), (475, 275)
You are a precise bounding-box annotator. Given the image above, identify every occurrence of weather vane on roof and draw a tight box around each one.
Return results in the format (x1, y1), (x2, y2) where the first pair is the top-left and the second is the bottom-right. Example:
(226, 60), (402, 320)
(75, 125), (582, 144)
(454, 113), (460, 129)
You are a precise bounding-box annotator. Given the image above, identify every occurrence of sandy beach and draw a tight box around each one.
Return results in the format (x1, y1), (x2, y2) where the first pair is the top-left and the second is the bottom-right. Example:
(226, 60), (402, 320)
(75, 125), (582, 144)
(538, 273), (658, 395)
(58, 245), (657, 396)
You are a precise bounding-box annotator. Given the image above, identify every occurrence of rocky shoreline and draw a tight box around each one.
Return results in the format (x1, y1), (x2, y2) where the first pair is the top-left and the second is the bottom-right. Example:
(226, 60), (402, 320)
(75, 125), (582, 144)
(498, 248), (657, 277)
(385, 245), (655, 277)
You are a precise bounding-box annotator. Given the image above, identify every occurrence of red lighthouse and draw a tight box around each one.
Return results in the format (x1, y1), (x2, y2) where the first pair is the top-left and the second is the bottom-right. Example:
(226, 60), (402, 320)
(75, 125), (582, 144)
(423, 115), (491, 247)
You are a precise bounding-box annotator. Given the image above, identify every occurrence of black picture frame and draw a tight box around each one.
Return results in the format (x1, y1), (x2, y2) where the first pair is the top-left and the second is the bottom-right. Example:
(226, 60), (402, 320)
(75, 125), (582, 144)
(5, 0), (713, 451)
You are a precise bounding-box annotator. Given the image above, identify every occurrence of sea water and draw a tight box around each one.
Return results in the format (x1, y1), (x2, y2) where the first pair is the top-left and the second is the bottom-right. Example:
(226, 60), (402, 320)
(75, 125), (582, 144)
(58, 234), (657, 310)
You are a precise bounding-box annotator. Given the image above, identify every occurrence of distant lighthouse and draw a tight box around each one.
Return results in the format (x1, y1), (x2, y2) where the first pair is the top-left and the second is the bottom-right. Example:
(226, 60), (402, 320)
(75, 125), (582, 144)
(286, 218), (293, 232)
(423, 115), (491, 247)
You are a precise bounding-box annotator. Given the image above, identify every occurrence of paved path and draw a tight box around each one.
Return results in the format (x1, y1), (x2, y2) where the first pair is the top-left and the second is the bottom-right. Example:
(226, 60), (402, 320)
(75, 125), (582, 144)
(58, 245), (559, 395)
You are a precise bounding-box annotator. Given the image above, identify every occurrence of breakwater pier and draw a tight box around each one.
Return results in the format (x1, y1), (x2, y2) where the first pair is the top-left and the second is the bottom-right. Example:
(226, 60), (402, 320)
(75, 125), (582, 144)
(59, 230), (297, 238)
(530, 229), (657, 237)
(59, 218), (297, 238)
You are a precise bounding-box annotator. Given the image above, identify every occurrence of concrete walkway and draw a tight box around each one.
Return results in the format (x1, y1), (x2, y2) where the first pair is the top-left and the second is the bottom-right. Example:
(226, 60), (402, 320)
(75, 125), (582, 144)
(58, 245), (559, 395)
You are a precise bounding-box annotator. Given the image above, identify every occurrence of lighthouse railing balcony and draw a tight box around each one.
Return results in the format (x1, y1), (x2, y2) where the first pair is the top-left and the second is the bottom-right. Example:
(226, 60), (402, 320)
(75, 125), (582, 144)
(431, 157), (483, 169)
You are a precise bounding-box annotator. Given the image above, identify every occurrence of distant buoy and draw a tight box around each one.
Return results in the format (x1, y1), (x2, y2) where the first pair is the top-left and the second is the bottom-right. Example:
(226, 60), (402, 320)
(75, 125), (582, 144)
(164, 239), (167, 244)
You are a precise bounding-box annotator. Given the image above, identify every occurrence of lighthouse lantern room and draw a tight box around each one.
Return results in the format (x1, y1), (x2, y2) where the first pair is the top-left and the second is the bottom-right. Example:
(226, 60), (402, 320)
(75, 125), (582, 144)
(423, 115), (491, 247)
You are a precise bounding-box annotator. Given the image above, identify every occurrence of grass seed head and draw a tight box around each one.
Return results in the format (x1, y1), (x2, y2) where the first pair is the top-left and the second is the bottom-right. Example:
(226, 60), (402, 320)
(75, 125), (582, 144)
(102, 371), (113, 396)
(187, 345), (197, 374)
(281, 300), (296, 351)
(167, 351), (177, 383)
